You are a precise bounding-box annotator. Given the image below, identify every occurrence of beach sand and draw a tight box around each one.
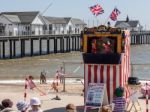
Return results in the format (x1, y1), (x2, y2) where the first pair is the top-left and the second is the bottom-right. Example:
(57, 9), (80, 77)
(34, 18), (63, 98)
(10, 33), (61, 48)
(0, 83), (84, 112)
(0, 82), (147, 112)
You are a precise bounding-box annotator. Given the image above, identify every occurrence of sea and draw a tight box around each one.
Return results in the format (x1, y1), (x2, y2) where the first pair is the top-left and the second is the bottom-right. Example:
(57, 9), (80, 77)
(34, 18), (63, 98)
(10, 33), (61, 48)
(130, 45), (150, 80)
(0, 44), (150, 84)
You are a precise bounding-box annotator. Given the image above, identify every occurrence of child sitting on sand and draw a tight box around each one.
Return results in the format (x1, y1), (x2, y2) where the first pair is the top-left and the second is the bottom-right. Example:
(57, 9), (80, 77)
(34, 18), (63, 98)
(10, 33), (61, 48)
(29, 97), (43, 112)
(16, 100), (29, 112)
(66, 103), (77, 112)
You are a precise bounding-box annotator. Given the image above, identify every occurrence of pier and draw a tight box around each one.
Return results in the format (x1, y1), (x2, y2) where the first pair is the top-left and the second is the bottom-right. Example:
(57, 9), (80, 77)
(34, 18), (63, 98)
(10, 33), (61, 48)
(131, 31), (150, 45)
(0, 34), (80, 59)
(0, 31), (150, 59)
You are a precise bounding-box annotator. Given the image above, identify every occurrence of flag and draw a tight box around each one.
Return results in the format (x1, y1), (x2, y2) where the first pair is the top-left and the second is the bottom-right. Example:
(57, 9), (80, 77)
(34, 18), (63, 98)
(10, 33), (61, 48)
(110, 8), (121, 21)
(90, 4), (104, 16)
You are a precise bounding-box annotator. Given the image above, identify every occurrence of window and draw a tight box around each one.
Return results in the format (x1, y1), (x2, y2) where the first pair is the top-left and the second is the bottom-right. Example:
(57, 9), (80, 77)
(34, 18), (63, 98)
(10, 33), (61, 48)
(43, 25), (47, 30)
(25, 26), (30, 31)
(49, 24), (52, 30)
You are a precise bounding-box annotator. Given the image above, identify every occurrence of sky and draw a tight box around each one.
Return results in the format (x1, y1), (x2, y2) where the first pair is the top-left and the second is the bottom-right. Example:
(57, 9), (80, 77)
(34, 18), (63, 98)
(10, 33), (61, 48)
(0, 0), (150, 29)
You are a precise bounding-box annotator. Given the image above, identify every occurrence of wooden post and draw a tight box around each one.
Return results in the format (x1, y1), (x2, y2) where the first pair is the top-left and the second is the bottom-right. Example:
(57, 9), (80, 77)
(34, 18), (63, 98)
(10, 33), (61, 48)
(23, 40), (25, 56)
(2, 41), (5, 59)
(47, 38), (50, 54)
(77, 36), (80, 50)
(146, 34), (148, 44)
(39, 38), (42, 55)
(20, 39), (25, 57)
(9, 40), (12, 59)
(40, 39), (42, 54)
(54, 38), (57, 53)
(148, 35), (150, 44)
(62, 37), (64, 53)
(20, 40), (23, 57)
(72, 36), (74, 51)
(69, 36), (71, 52)
(13, 40), (16, 57)
(66, 37), (69, 52)
(30, 39), (33, 56)
(75, 36), (77, 51)
(146, 83), (149, 112)
(60, 38), (62, 53)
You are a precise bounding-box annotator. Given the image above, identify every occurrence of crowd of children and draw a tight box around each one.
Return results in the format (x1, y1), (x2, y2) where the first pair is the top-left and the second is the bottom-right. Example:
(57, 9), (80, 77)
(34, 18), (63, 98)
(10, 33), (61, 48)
(0, 98), (77, 112)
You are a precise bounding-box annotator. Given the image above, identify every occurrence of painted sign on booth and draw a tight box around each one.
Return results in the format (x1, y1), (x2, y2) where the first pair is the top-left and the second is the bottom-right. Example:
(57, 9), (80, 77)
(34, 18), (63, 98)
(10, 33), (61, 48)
(85, 83), (107, 107)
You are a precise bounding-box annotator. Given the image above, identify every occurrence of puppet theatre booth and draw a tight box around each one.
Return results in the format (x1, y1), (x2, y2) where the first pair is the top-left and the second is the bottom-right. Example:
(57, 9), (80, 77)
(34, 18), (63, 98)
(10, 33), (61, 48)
(81, 25), (131, 105)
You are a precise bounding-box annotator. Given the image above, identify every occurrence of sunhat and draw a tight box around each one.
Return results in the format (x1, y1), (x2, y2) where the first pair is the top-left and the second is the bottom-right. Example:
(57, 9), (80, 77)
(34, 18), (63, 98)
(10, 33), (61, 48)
(30, 97), (41, 106)
(16, 100), (29, 111)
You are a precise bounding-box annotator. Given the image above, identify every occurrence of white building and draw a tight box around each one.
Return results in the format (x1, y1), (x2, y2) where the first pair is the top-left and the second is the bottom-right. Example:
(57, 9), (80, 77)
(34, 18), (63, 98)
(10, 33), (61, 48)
(0, 11), (87, 36)
(44, 16), (86, 34)
(115, 16), (143, 31)
(0, 11), (44, 36)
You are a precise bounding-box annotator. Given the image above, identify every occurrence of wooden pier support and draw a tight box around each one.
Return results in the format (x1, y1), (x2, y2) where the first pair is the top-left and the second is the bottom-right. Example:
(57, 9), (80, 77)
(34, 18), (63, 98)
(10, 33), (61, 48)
(9, 40), (12, 59)
(21, 39), (25, 57)
(54, 38), (57, 53)
(39, 39), (42, 55)
(30, 39), (33, 56)
(2, 41), (5, 59)
(0, 34), (81, 59)
(13, 40), (16, 57)
(47, 38), (50, 54)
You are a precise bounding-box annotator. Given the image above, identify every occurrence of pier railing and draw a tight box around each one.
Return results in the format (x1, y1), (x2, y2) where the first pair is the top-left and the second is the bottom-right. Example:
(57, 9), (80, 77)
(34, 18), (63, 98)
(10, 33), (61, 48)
(131, 31), (150, 45)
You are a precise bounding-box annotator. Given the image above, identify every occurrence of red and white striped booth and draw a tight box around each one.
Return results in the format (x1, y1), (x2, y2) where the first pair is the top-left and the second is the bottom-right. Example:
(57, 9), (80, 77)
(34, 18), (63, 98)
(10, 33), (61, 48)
(84, 30), (131, 103)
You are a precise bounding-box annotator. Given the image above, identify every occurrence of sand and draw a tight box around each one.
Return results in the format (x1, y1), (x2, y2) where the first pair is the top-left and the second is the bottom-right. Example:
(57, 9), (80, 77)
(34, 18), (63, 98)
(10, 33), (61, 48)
(0, 82), (148, 112)
(0, 83), (84, 112)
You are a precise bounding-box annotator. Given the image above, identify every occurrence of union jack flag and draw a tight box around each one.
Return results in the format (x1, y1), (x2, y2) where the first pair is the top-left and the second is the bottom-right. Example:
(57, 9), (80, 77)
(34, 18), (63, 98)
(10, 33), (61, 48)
(90, 4), (104, 16)
(110, 8), (121, 21)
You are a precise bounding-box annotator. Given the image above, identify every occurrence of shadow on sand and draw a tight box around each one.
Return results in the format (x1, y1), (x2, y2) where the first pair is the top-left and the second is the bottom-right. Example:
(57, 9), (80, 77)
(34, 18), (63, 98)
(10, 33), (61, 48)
(43, 107), (65, 112)
(43, 106), (99, 112)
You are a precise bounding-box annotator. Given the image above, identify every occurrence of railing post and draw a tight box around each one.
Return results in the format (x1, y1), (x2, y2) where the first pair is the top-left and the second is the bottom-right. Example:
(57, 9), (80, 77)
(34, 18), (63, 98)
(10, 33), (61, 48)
(146, 82), (149, 112)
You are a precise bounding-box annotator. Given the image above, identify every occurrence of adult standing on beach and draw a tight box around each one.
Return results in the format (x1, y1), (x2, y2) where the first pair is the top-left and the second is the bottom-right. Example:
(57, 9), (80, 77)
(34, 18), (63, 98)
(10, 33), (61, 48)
(40, 70), (47, 84)
(54, 67), (65, 84)
(58, 66), (65, 84)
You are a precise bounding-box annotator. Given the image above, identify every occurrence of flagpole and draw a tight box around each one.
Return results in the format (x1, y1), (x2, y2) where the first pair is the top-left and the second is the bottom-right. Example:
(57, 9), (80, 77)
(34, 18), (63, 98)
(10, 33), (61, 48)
(104, 17), (110, 26)
(96, 15), (100, 29)
(104, 6), (114, 26)
(93, 19), (94, 27)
